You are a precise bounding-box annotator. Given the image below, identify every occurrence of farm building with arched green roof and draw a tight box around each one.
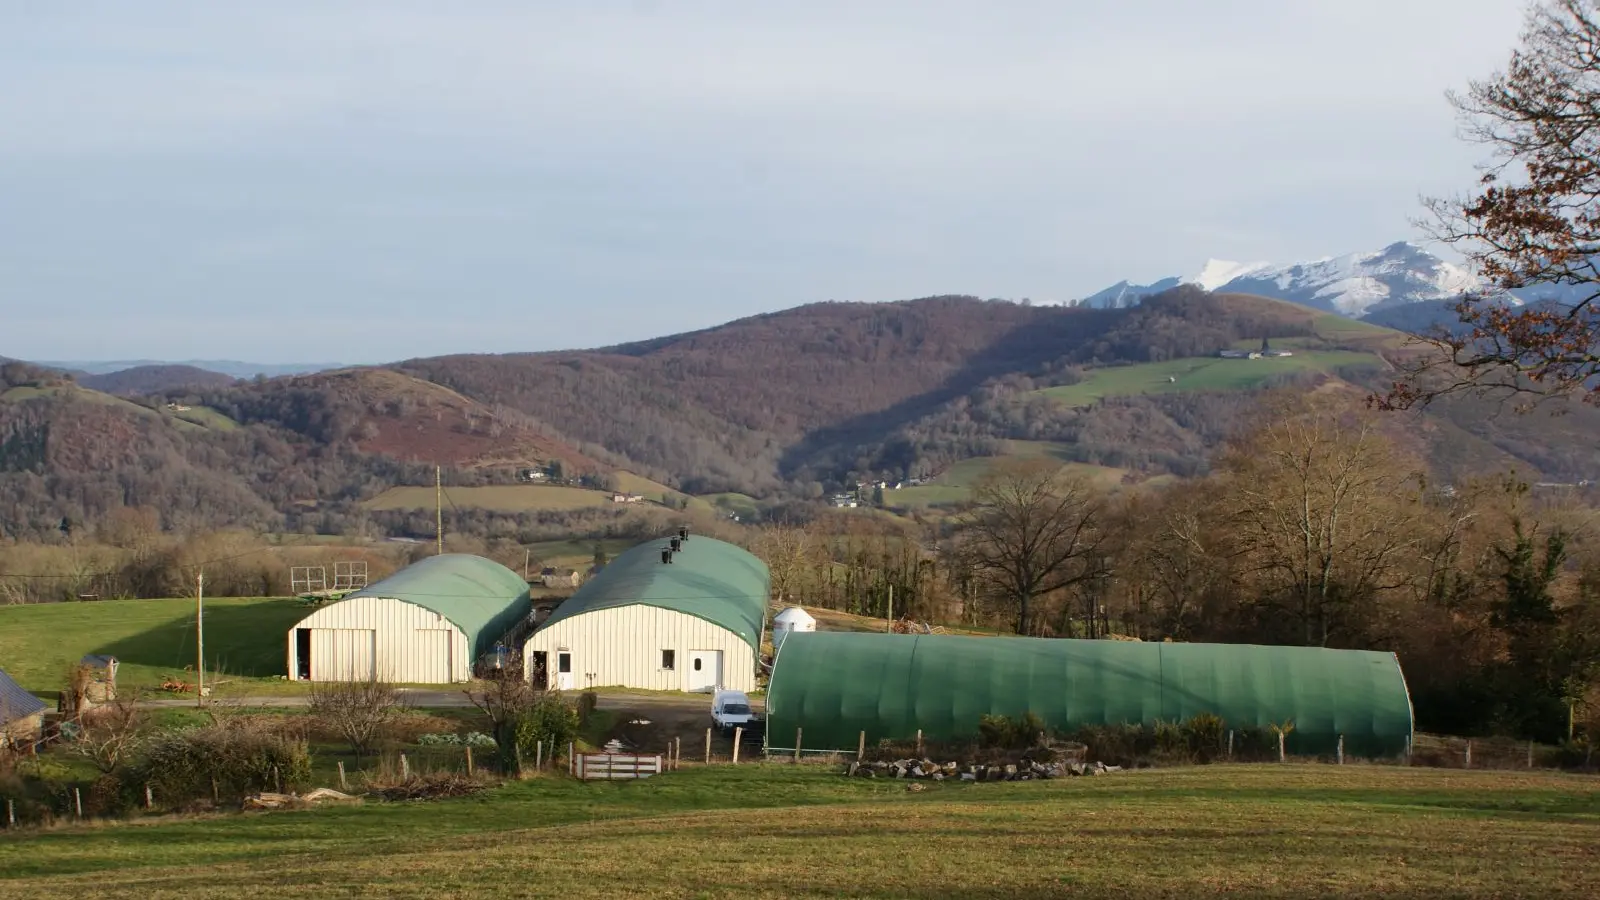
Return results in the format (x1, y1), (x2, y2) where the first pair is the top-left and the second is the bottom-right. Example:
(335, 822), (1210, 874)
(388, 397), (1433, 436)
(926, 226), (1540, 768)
(524, 534), (769, 693)
(287, 553), (531, 683)
(765, 632), (1415, 758)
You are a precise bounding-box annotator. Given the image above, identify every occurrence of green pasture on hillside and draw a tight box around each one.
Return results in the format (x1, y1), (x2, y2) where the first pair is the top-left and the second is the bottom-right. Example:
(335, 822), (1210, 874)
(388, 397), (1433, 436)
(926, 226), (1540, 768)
(884, 441), (1130, 510)
(0, 766), (1595, 897)
(1035, 351), (1382, 407)
(0, 596), (303, 699)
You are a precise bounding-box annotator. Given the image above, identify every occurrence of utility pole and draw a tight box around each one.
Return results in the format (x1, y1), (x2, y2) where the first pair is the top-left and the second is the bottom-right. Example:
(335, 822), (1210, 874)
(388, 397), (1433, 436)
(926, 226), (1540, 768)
(435, 465), (444, 555)
(886, 585), (893, 632)
(524, 548), (531, 582)
(195, 570), (205, 708)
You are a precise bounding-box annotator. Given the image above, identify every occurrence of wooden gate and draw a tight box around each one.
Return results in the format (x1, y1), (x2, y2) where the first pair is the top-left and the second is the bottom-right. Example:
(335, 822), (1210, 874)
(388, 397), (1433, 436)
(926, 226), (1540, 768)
(575, 753), (664, 781)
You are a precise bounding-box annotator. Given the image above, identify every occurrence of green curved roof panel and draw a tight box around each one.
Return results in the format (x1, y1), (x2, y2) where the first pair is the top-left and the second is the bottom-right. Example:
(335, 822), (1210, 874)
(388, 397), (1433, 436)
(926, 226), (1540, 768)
(766, 633), (1415, 757)
(343, 553), (530, 658)
(537, 536), (769, 653)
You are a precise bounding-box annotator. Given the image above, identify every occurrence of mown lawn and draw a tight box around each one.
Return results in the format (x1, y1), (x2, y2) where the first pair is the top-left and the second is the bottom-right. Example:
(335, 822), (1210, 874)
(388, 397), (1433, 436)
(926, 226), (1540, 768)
(0, 765), (1595, 898)
(0, 596), (304, 698)
(884, 441), (1129, 511)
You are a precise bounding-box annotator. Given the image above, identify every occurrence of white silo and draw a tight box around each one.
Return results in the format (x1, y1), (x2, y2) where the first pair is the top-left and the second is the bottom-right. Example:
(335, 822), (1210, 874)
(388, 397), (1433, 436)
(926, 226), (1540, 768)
(771, 606), (817, 650)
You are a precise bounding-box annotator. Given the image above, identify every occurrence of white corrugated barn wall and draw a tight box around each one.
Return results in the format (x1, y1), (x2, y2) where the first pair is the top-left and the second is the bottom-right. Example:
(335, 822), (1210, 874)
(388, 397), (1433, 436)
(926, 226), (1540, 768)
(287, 596), (470, 683)
(523, 606), (756, 692)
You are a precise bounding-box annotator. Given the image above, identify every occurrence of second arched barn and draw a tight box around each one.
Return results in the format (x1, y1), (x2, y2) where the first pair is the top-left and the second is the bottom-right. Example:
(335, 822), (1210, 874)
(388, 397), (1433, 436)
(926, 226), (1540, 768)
(765, 632), (1416, 757)
(523, 535), (769, 693)
(286, 554), (531, 683)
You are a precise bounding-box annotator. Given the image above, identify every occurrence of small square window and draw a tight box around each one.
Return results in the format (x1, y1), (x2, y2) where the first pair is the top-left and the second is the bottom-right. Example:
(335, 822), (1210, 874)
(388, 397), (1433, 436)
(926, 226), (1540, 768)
(661, 650), (676, 670)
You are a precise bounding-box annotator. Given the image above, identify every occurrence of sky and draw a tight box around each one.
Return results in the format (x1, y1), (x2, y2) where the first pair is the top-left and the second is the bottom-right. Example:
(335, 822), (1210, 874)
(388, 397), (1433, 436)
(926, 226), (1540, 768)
(0, 1), (1532, 364)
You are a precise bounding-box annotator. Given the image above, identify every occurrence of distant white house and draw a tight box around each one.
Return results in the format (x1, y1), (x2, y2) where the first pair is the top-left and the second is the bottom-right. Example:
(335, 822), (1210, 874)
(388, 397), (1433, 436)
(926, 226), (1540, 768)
(610, 492), (644, 503)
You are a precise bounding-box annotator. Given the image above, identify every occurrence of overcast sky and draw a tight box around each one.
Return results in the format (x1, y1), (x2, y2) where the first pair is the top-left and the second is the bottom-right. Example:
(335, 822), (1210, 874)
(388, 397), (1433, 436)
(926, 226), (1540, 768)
(1, 1), (1530, 364)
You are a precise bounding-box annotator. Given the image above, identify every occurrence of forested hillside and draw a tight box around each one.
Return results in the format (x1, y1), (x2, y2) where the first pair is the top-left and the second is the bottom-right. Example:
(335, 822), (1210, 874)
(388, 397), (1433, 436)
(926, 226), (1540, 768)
(3, 290), (1597, 541)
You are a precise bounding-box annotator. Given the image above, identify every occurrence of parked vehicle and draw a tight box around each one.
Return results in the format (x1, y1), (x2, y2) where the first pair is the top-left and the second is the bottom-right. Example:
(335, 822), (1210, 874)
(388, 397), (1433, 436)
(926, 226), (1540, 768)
(711, 689), (756, 734)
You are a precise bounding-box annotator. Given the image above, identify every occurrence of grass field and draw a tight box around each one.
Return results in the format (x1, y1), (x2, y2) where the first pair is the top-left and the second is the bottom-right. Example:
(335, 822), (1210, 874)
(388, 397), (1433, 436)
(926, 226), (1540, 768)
(885, 441), (1130, 510)
(365, 484), (622, 513)
(1035, 351), (1382, 407)
(0, 765), (1595, 897)
(526, 537), (637, 569)
(0, 597), (305, 698)
(167, 405), (239, 431)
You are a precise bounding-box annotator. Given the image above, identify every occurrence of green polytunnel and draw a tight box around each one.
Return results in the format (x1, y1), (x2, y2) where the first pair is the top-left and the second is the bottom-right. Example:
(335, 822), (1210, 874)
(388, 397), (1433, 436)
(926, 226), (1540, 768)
(764, 632), (1415, 758)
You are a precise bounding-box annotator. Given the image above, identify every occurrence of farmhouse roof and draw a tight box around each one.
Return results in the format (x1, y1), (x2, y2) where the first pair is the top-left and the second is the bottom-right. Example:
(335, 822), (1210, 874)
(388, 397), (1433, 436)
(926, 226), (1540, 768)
(536, 536), (770, 653)
(340, 554), (530, 658)
(0, 667), (48, 724)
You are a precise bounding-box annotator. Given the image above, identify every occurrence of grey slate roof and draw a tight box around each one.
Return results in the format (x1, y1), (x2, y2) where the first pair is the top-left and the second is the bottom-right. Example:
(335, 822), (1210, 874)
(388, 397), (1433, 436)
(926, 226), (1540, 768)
(0, 667), (48, 723)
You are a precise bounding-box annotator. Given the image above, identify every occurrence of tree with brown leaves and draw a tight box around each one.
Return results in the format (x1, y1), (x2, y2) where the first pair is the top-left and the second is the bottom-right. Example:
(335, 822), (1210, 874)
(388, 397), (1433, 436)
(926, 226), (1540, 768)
(961, 459), (1111, 636)
(1385, 0), (1600, 409)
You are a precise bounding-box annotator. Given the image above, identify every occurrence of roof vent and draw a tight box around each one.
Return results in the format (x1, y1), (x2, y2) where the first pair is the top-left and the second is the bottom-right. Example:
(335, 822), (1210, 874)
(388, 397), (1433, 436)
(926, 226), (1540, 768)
(660, 548), (673, 564)
(678, 526), (689, 542)
(670, 537), (681, 552)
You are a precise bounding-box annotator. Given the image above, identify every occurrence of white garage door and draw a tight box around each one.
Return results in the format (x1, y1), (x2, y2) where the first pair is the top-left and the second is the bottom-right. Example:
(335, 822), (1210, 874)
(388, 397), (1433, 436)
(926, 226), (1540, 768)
(312, 628), (376, 681)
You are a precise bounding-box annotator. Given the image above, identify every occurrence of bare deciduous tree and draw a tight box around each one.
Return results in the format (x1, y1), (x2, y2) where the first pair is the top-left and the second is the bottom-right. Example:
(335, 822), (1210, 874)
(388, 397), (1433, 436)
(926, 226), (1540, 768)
(1220, 397), (1425, 646)
(961, 459), (1111, 636)
(69, 691), (146, 774)
(753, 521), (815, 605)
(1385, 0), (1600, 409)
(308, 678), (409, 757)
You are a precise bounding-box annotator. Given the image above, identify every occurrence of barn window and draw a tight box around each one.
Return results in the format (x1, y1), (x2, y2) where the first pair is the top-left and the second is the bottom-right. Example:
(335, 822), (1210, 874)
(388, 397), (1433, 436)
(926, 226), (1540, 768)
(661, 650), (676, 670)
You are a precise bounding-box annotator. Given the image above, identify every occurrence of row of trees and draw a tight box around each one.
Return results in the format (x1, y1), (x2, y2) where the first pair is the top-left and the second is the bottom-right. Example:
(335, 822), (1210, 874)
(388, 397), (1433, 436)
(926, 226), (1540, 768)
(752, 391), (1600, 745)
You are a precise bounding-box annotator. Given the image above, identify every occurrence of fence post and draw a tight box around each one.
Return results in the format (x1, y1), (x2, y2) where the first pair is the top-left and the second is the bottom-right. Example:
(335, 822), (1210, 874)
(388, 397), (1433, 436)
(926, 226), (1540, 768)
(337, 761), (347, 790)
(1227, 730), (1234, 760)
(1528, 741), (1535, 769)
(402, 753), (412, 780)
(273, 766), (281, 792)
(916, 729), (923, 757)
(6, 798), (14, 827)
(74, 788), (83, 819)
(858, 731), (867, 760)
(568, 742), (575, 776)
(534, 741), (542, 771)
(1465, 740), (1472, 769)
(1277, 732), (1286, 763)
(674, 737), (681, 770)
(794, 728), (802, 764)
(705, 728), (712, 764)
(144, 784), (153, 811)
(732, 727), (743, 764)
(211, 777), (219, 804)
(1337, 735), (1344, 766)
(465, 745), (474, 776)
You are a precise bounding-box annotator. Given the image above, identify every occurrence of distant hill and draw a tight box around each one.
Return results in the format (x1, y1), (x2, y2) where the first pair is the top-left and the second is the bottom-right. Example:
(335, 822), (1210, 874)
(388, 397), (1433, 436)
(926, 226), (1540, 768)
(33, 359), (346, 379)
(80, 364), (238, 395)
(5, 290), (1597, 540)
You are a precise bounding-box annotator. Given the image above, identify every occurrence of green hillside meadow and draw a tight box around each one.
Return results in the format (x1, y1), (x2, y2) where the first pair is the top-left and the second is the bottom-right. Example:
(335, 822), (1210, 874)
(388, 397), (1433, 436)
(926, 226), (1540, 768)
(1036, 351), (1381, 407)
(0, 597), (304, 699)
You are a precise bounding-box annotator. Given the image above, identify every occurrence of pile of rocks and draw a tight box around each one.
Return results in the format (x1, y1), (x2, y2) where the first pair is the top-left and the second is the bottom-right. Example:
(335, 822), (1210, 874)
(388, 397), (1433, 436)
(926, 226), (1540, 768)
(845, 757), (1123, 782)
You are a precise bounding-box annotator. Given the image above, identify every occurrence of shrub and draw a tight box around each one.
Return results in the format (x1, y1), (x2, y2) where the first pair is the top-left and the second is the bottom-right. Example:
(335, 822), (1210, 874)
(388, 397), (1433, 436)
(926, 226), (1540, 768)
(1182, 713), (1226, 761)
(577, 691), (599, 724)
(977, 712), (1047, 749)
(511, 695), (581, 766)
(130, 721), (311, 807)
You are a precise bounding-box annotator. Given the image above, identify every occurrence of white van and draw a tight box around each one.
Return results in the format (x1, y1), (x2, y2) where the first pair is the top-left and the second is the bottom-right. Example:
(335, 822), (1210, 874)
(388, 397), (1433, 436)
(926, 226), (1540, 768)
(711, 689), (755, 733)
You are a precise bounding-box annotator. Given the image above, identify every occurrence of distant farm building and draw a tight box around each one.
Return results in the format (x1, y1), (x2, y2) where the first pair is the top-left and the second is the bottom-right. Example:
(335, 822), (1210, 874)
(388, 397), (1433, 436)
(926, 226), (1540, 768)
(0, 666), (47, 749)
(539, 567), (584, 589)
(771, 607), (817, 650)
(286, 554), (530, 683)
(524, 534), (770, 693)
(59, 654), (119, 716)
(765, 633), (1415, 757)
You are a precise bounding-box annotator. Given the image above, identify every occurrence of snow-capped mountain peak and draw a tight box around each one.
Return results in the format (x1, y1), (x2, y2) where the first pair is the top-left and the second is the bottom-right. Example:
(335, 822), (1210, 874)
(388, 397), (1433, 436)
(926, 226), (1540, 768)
(1074, 241), (1493, 318)
(1183, 259), (1271, 292)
